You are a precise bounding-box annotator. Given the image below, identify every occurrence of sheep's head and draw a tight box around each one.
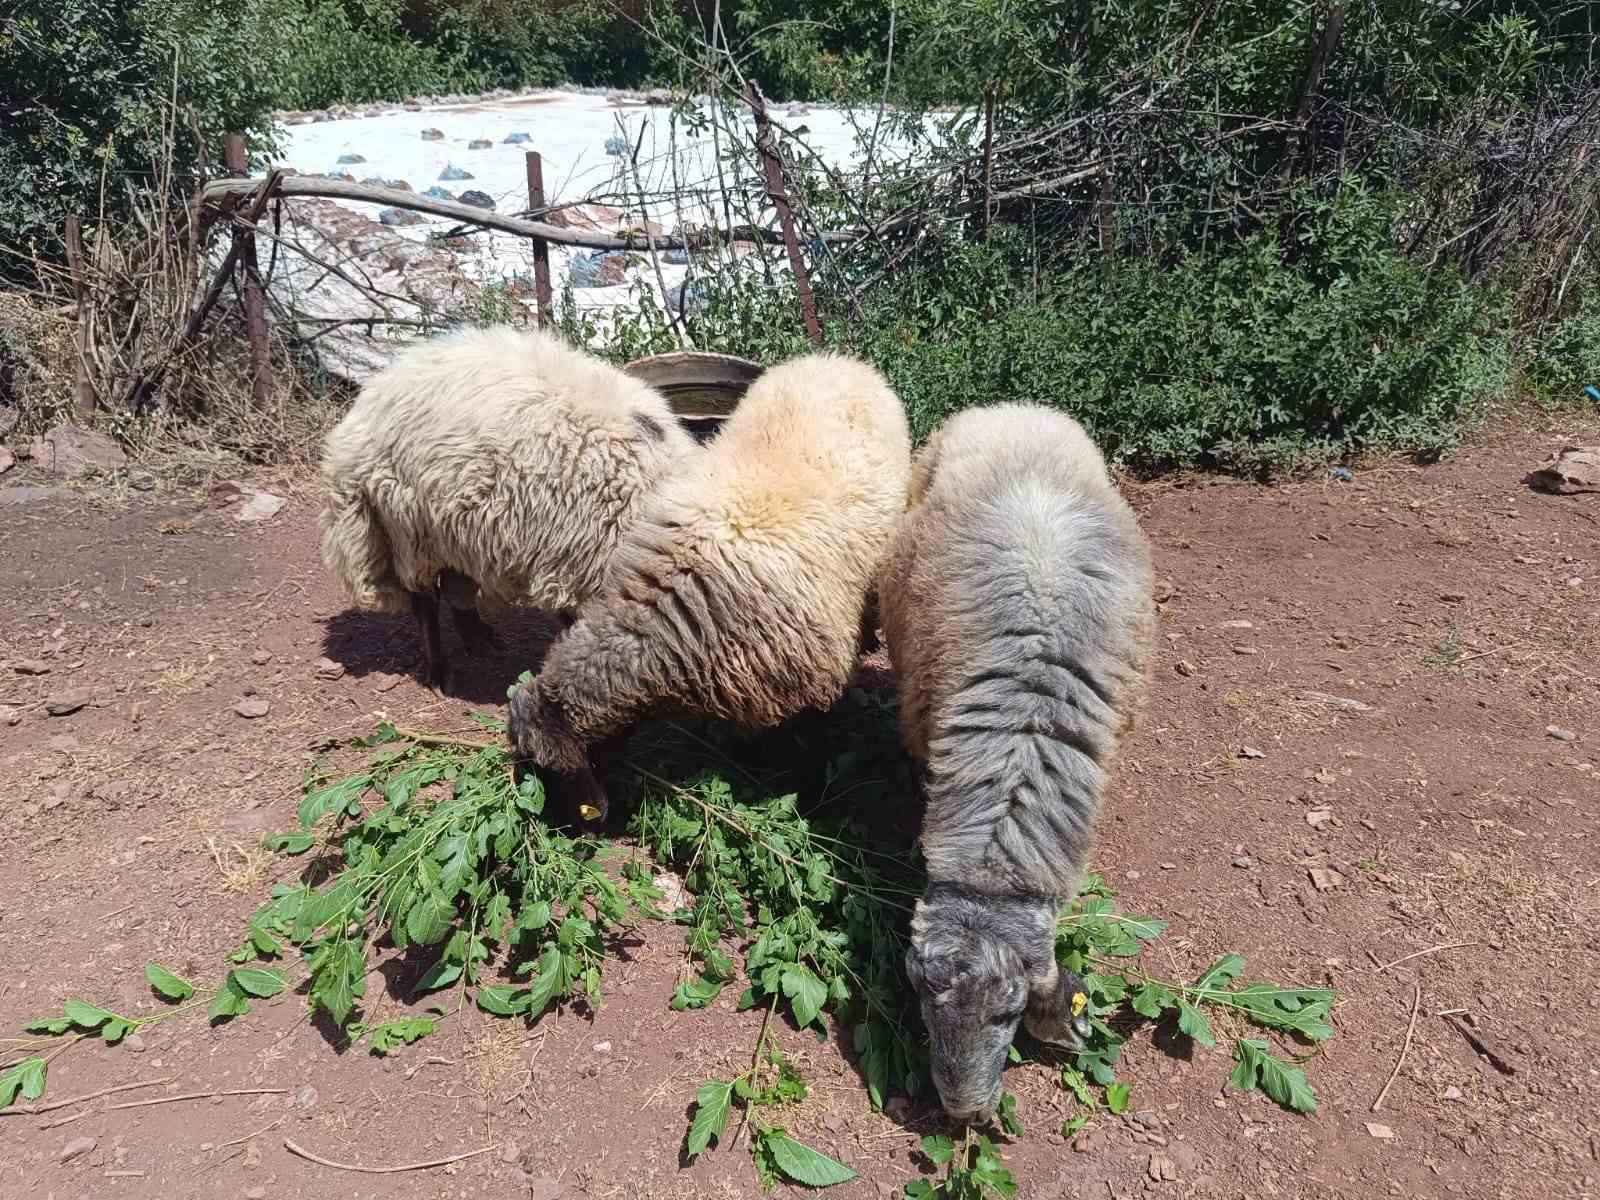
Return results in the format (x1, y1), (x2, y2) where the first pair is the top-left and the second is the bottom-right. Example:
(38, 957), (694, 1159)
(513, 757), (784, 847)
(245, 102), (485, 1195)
(906, 888), (1091, 1123)
(507, 673), (606, 824)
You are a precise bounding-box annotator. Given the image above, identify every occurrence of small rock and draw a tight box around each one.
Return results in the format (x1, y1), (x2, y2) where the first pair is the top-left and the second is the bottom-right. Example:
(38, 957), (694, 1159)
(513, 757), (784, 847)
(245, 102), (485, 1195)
(379, 207), (426, 227)
(251, 649), (274, 665)
(458, 189), (496, 211)
(651, 870), (690, 915)
(0, 705), (20, 726)
(1439, 591), (1466, 603)
(422, 185), (456, 201)
(503, 132), (532, 144)
(374, 673), (404, 693)
(124, 1033), (146, 1053)
(1152, 578), (1174, 603)
(1306, 807), (1335, 830)
(1239, 745), (1265, 759)
(384, 178), (413, 191)
(60, 1135), (97, 1163)
(245, 1188), (266, 1200)
(500, 1140), (521, 1164)
(314, 657), (346, 681)
(1365, 1121), (1395, 1140)
(293, 1083), (320, 1112)
(421, 128), (445, 141)
(29, 423), (127, 478)
(235, 698), (270, 719)
(48, 734), (80, 754)
(1232, 644), (1259, 655)
(1159, 861), (1177, 870)
(45, 689), (90, 716)
(1072, 1132), (1099, 1153)
(234, 489), (286, 523)
(127, 468), (157, 491)
(1231, 855), (1254, 869)
(1219, 619), (1253, 630)
(1148, 1151), (1178, 1182)
(468, 138), (493, 150)
(1441, 1085), (1463, 1101)
(592, 1040), (612, 1054)
(1308, 866), (1346, 892)
(1331, 466), (1354, 482)
(1297, 690), (1374, 712)
(242, 1142), (262, 1169)
(13, 659), (51, 675)
(1547, 725), (1577, 743)
(1173, 659), (1197, 677)
(438, 164), (474, 181)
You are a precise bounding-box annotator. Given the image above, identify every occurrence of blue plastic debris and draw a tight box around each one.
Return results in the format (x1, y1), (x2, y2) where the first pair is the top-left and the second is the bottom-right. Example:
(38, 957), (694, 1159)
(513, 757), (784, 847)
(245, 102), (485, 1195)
(422, 185), (456, 201)
(1584, 385), (1600, 405)
(1330, 466), (1354, 482)
(502, 132), (532, 145)
(336, 152), (366, 165)
(438, 164), (474, 181)
(604, 135), (628, 157)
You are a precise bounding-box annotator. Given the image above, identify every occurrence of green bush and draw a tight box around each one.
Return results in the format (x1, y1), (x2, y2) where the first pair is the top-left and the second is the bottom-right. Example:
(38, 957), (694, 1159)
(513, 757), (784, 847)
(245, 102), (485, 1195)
(1526, 303), (1600, 407)
(0, 0), (280, 277)
(261, 0), (472, 111)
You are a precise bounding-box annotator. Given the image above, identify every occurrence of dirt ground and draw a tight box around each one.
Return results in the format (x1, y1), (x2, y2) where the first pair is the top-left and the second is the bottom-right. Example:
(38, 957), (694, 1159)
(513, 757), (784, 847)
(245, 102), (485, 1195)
(1, 413), (1596, 1200)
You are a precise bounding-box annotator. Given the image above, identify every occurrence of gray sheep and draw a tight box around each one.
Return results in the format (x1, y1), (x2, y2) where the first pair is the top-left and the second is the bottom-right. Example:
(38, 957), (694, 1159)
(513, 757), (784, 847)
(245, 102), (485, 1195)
(877, 403), (1155, 1122)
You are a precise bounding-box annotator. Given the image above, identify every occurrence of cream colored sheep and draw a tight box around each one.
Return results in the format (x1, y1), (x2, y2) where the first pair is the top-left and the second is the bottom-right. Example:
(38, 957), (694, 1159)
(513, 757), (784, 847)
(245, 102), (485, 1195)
(507, 350), (912, 819)
(319, 325), (695, 687)
(877, 402), (1154, 1123)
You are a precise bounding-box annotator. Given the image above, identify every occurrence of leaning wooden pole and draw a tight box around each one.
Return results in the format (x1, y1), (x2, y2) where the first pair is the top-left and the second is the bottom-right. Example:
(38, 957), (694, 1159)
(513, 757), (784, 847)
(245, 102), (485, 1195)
(745, 80), (823, 347)
(224, 134), (273, 408)
(525, 151), (555, 328)
(63, 215), (96, 420)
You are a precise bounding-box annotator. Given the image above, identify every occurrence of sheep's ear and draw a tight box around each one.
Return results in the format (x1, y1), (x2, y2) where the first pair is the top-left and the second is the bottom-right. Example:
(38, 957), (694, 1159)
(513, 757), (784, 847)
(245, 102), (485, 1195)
(1023, 961), (1090, 1049)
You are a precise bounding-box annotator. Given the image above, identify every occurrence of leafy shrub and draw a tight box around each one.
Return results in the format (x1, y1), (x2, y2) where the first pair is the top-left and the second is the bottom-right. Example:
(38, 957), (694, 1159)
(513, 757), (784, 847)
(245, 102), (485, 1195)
(1526, 302), (1600, 406)
(261, 0), (470, 111)
(0, 0), (280, 278)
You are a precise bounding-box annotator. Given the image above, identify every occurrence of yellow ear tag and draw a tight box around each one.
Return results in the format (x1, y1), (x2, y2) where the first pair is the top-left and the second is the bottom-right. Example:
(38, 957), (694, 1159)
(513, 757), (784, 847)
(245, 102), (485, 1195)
(1071, 992), (1088, 1018)
(579, 804), (602, 822)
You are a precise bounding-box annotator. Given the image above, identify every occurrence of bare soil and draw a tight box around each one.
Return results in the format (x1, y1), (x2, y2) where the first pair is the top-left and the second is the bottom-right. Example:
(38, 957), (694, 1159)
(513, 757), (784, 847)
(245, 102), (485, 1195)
(1, 413), (1596, 1200)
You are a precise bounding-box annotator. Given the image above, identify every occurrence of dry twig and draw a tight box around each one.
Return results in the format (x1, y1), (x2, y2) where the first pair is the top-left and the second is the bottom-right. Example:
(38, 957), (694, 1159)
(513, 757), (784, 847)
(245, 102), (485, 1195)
(1371, 982), (1421, 1112)
(284, 1138), (496, 1174)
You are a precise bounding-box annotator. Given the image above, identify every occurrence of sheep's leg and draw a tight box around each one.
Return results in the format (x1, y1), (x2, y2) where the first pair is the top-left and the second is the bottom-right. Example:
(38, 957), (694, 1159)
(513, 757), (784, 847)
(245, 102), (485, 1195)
(409, 589), (449, 690)
(451, 604), (502, 655)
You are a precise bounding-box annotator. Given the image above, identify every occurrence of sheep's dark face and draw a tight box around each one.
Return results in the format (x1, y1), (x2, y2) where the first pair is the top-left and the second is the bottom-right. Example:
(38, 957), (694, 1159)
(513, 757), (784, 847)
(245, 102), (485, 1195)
(905, 932), (1026, 1123)
(507, 677), (606, 823)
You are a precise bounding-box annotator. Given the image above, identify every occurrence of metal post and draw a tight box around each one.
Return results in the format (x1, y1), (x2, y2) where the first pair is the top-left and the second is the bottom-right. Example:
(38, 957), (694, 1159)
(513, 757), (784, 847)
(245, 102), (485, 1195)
(745, 80), (823, 347)
(224, 133), (272, 407)
(525, 151), (554, 328)
(63, 215), (96, 420)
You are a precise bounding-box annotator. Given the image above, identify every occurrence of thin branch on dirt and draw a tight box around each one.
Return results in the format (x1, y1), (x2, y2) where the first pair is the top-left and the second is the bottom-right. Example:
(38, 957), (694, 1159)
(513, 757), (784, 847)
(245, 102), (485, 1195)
(108, 1087), (289, 1111)
(38, 1108), (93, 1130)
(404, 1055), (455, 1081)
(1371, 941), (1482, 973)
(283, 1138), (496, 1174)
(729, 996), (778, 1151)
(0, 1075), (174, 1117)
(215, 1115), (286, 1152)
(1371, 982), (1421, 1112)
(1443, 1013), (1518, 1076)
(392, 728), (498, 751)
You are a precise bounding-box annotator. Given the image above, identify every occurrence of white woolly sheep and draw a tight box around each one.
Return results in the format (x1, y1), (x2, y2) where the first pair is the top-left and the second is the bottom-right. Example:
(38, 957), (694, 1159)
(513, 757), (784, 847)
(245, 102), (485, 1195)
(877, 402), (1155, 1123)
(507, 350), (912, 820)
(319, 325), (696, 687)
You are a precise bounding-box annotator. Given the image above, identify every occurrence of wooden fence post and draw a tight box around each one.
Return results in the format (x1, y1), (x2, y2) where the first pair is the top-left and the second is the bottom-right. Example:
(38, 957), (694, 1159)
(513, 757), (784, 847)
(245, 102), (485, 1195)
(224, 133), (272, 408)
(980, 83), (996, 241)
(63, 215), (96, 421)
(746, 80), (823, 348)
(525, 151), (554, 328)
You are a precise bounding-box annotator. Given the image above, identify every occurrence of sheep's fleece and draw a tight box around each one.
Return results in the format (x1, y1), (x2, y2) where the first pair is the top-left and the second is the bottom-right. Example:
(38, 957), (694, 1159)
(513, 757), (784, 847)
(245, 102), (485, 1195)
(509, 351), (912, 774)
(878, 402), (1154, 1118)
(318, 325), (694, 618)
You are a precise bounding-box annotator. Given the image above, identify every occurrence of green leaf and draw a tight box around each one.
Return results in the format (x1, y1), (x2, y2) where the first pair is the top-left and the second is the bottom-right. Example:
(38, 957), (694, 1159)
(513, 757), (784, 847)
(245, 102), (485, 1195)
(1192, 953), (1247, 991)
(780, 963), (828, 1029)
(757, 1128), (858, 1187)
(670, 973), (726, 1011)
(63, 998), (115, 1029)
(520, 946), (568, 1020)
(476, 985), (530, 1016)
(208, 983), (251, 1021)
(298, 773), (371, 829)
(997, 1091), (1023, 1136)
(308, 940), (366, 1025)
(414, 958), (463, 995)
(367, 1017), (437, 1055)
(1130, 981), (1175, 1019)
(1231, 1038), (1318, 1113)
(1060, 1065), (1095, 1107)
(405, 890), (456, 947)
(1061, 1112), (1089, 1139)
(919, 1134), (955, 1167)
(23, 1017), (72, 1035)
(1176, 998), (1216, 1047)
(685, 1079), (734, 1159)
(145, 963), (195, 1001)
(263, 832), (315, 854)
(1105, 1082), (1131, 1114)
(1, 1058), (47, 1108)
(228, 968), (287, 999)
(101, 1018), (137, 1045)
